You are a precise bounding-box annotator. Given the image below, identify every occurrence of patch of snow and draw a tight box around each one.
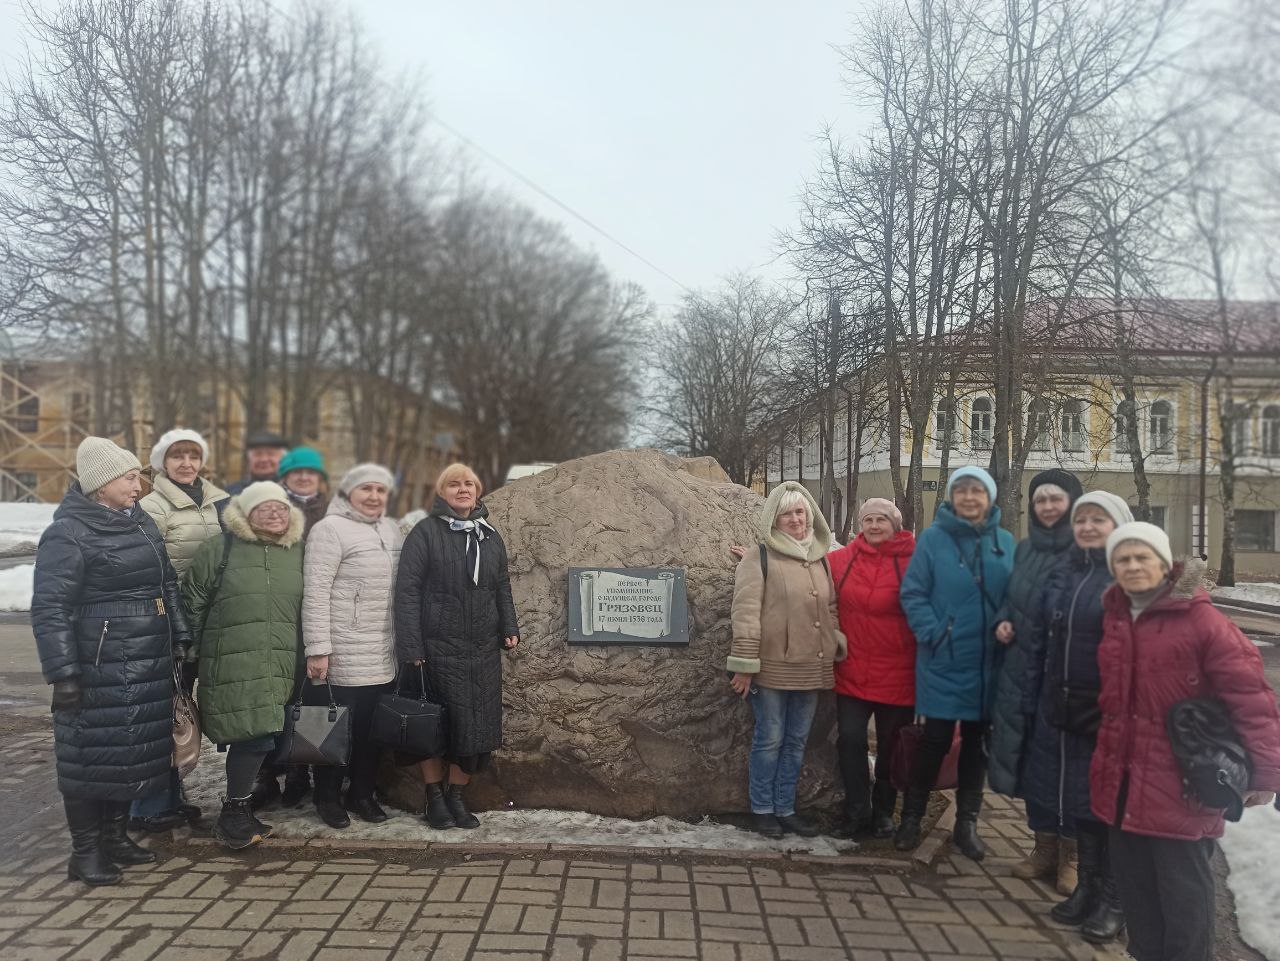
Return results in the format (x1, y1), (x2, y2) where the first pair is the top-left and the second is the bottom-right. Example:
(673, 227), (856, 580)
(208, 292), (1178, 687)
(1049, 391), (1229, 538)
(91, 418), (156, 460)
(0, 564), (34, 611)
(182, 742), (860, 856)
(1214, 583), (1280, 607)
(0, 503), (55, 556)
(1222, 803), (1280, 961)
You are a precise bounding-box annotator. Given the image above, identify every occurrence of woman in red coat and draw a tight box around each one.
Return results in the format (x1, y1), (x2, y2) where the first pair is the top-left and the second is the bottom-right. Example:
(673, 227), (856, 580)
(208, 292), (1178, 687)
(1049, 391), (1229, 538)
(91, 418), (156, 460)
(827, 498), (917, 838)
(1091, 522), (1280, 961)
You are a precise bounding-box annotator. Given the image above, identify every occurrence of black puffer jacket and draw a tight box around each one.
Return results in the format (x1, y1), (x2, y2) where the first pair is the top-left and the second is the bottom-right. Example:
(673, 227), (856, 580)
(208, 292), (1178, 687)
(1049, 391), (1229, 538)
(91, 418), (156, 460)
(31, 484), (191, 800)
(393, 497), (519, 757)
(1022, 544), (1110, 826)
(988, 471), (1079, 797)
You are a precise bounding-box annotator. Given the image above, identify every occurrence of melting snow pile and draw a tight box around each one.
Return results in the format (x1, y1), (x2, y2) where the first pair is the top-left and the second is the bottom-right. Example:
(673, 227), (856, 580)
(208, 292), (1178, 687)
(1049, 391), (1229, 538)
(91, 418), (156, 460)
(0, 503), (55, 556)
(1222, 803), (1280, 960)
(0, 564), (34, 612)
(182, 742), (858, 856)
(1214, 583), (1280, 608)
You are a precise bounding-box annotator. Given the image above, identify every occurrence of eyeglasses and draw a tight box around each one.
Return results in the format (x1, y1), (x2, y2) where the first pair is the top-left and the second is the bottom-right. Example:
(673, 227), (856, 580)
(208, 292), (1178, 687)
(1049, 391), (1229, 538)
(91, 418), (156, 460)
(252, 504), (290, 517)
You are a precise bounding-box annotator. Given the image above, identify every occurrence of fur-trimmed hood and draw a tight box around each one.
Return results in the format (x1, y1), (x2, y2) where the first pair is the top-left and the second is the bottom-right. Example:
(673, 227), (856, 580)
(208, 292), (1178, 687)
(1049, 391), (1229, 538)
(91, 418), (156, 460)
(756, 481), (831, 562)
(223, 499), (305, 548)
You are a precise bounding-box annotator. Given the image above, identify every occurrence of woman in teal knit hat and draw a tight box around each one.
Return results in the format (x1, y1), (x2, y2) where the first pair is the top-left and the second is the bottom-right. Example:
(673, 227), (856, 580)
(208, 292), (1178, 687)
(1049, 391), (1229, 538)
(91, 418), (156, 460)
(278, 446), (329, 537)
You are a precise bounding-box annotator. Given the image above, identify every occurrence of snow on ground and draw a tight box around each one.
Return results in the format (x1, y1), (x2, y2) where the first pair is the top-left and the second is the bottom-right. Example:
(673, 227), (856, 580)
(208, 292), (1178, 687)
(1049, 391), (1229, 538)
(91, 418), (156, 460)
(182, 742), (860, 856)
(0, 503), (54, 556)
(1214, 583), (1280, 607)
(1221, 803), (1280, 961)
(0, 564), (34, 611)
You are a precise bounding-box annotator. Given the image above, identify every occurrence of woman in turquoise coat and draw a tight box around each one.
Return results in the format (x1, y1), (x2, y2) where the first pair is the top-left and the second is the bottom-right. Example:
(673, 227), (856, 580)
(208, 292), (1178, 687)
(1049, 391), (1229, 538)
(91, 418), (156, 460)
(894, 465), (1015, 859)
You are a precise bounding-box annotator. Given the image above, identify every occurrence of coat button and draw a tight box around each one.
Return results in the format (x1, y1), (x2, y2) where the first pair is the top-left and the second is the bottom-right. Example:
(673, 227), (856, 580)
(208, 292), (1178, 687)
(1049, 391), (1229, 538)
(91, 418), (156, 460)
(810, 590), (818, 597)
(818, 652), (824, 659)
(813, 621), (821, 628)
(802, 561), (810, 569)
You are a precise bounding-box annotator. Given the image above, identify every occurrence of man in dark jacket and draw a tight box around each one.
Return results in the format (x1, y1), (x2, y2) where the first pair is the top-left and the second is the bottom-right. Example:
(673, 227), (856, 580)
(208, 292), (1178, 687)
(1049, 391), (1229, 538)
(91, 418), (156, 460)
(32, 437), (192, 886)
(225, 429), (289, 496)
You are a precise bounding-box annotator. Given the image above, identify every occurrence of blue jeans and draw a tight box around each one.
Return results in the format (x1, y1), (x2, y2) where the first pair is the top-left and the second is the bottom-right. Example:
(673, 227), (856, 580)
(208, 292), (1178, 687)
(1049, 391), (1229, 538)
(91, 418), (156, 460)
(130, 768), (181, 817)
(748, 686), (819, 816)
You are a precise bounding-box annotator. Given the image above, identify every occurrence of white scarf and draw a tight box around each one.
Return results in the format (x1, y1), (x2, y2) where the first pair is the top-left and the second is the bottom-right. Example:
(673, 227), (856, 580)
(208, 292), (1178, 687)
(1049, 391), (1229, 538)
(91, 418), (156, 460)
(445, 515), (495, 585)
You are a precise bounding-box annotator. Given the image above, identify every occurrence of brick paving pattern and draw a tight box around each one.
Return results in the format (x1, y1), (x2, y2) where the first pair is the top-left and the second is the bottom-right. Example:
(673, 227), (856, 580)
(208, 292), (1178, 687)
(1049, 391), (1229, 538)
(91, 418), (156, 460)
(0, 729), (1125, 961)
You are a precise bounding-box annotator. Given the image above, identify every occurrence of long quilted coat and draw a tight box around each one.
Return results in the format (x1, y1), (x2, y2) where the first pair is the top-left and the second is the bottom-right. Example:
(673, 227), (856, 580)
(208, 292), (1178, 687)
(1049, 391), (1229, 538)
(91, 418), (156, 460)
(31, 484), (190, 800)
(1090, 562), (1280, 840)
(988, 512), (1075, 796)
(184, 500), (305, 744)
(1021, 544), (1110, 827)
(828, 529), (916, 706)
(302, 497), (402, 687)
(900, 502), (1015, 721)
(393, 497), (519, 757)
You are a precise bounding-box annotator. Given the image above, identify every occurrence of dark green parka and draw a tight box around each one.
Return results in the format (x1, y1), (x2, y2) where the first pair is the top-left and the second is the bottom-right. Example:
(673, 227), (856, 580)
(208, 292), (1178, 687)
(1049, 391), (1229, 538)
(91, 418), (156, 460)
(184, 500), (305, 745)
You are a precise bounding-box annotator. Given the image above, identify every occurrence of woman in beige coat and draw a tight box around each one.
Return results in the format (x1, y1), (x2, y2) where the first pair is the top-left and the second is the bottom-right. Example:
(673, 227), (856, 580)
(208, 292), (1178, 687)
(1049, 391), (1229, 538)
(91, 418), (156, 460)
(728, 481), (845, 839)
(302, 464), (403, 828)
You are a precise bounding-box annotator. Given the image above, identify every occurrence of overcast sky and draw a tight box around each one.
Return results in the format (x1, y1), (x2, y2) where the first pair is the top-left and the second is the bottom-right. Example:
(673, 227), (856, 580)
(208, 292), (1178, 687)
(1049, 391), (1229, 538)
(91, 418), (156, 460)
(0, 0), (874, 311)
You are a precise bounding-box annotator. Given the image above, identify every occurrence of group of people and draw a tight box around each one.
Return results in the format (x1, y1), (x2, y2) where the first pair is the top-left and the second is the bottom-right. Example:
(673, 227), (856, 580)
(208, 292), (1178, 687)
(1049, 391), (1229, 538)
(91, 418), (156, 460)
(729, 467), (1280, 961)
(32, 431), (519, 886)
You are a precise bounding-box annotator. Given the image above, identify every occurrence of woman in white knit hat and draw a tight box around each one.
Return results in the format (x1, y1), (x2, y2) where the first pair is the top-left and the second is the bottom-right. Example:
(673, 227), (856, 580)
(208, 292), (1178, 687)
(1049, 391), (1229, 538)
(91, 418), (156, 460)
(31, 437), (192, 885)
(129, 428), (230, 832)
(301, 463), (403, 828)
(1088, 522), (1280, 961)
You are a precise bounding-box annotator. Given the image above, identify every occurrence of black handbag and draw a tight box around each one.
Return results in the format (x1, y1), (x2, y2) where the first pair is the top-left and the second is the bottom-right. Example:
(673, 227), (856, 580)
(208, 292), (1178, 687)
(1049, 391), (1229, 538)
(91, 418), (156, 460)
(279, 682), (352, 767)
(371, 664), (447, 757)
(1166, 698), (1252, 822)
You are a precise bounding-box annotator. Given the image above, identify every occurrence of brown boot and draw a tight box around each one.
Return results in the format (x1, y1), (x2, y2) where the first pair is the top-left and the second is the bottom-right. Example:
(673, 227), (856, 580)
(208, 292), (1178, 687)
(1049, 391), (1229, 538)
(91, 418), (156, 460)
(1012, 831), (1059, 880)
(1056, 837), (1078, 895)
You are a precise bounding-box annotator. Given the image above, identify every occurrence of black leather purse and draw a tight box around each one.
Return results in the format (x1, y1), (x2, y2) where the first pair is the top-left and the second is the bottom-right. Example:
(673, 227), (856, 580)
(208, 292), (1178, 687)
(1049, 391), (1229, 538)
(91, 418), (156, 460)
(1166, 698), (1252, 821)
(279, 682), (352, 767)
(371, 664), (447, 757)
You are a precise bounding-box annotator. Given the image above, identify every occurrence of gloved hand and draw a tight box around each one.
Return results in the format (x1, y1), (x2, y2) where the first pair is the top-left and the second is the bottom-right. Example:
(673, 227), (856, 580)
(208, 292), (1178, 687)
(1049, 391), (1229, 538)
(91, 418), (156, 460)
(174, 643), (191, 663)
(51, 679), (81, 712)
(180, 660), (197, 696)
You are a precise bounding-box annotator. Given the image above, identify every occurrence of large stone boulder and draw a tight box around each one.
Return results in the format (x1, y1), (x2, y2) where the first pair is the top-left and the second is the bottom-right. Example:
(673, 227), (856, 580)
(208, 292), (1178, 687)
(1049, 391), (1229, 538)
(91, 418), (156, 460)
(382, 448), (842, 819)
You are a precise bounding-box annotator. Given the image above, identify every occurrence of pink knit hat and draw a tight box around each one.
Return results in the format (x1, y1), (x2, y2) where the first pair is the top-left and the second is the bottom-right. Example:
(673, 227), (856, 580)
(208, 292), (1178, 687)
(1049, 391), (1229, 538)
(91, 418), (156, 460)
(858, 497), (903, 531)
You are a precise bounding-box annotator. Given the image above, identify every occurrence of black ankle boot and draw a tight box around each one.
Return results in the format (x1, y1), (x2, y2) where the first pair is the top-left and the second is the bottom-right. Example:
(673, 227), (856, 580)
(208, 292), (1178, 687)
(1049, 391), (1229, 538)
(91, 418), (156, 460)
(1081, 864), (1126, 942)
(100, 801), (156, 866)
(281, 767), (311, 808)
(313, 786), (351, 829)
(64, 798), (120, 886)
(214, 797), (267, 850)
(951, 789), (987, 861)
(871, 781), (897, 838)
(894, 787), (930, 851)
(445, 784), (480, 829)
(1051, 827), (1101, 925)
(424, 783), (456, 829)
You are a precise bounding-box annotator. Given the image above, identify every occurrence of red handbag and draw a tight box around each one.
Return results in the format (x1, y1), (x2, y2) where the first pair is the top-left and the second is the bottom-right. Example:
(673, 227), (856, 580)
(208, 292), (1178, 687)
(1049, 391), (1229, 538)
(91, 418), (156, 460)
(889, 720), (963, 792)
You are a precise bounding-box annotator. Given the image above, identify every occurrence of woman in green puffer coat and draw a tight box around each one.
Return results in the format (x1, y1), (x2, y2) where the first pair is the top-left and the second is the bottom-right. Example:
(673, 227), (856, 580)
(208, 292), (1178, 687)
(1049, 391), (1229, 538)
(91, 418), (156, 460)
(184, 481), (305, 850)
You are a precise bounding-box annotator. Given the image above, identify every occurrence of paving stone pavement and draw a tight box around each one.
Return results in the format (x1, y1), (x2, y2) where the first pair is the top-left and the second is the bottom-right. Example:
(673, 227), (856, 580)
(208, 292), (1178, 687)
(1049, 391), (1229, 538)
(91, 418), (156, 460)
(0, 728), (1129, 961)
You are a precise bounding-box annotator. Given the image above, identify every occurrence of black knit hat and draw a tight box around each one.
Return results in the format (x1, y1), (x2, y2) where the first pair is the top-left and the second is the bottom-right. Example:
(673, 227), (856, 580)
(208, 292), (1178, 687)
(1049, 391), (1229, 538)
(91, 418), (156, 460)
(1028, 468), (1083, 517)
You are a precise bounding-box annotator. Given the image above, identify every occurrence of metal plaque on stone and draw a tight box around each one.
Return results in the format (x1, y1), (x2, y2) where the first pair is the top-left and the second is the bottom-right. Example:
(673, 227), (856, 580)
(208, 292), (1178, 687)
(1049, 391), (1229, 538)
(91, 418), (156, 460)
(567, 567), (689, 646)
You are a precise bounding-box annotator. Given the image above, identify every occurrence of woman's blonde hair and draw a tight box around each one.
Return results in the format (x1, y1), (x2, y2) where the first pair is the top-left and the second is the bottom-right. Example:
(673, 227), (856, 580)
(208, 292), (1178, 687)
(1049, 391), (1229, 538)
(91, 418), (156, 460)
(774, 489), (810, 526)
(435, 462), (483, 499)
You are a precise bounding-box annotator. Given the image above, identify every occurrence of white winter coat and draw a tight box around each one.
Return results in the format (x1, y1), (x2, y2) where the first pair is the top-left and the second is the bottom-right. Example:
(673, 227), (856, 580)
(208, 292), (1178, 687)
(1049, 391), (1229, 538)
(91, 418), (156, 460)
(302, 496), (403, 686)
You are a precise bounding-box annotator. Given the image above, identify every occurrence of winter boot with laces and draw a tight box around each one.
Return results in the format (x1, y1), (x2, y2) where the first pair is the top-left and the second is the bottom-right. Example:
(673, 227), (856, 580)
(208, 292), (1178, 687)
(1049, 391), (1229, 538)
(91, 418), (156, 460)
(1056, 837), (1078, 895)
(214, 796), (267, 851)
(1013, 831), (1059, 880)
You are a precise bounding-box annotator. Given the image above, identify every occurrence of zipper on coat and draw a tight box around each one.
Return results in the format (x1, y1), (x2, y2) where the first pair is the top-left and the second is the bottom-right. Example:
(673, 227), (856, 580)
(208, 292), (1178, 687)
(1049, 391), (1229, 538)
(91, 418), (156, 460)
(1058, 557), (1094, 830)
(136, 520), (175, 649)
(95, 619), (110, 666)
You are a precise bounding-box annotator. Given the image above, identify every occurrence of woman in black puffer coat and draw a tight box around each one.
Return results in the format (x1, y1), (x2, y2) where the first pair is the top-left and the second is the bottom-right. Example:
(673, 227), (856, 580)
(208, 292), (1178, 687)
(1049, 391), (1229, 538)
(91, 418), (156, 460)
(31, 438), (191, 887)
(1022, 491), (1133, 945)
(394, 463), (519, 830)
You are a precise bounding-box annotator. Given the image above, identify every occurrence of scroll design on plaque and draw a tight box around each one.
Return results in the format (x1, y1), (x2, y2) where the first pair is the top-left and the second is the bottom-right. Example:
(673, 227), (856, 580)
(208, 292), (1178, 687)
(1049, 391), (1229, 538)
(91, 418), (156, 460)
(576, 569), (677, 639)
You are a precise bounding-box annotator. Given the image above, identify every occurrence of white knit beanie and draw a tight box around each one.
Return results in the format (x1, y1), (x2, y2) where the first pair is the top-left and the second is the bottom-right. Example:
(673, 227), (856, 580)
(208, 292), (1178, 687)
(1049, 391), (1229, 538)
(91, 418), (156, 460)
(76, 437), (142, 495)
(858, 497), (904, 531)
(1071, 491), (1134, 529)
(149, 428), (210, 475)
(338, 463), (395, 496)
(1106, 521), (1173, 572)
(237, 481), (290, 517)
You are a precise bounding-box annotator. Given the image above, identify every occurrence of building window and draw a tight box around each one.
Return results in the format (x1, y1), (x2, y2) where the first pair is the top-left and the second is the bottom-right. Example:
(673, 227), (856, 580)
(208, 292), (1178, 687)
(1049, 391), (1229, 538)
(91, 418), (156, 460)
(935, 402), (957, 451)
(1028, 399), (1050, 450)
(1150, 400), (1173, 454)
(1236, 509), (1276, 553)
(970, 398), (993, 450)
(1114, 402), (1132, 454)
(1263, 405), (1280, 457)
(68, 391), (90, 429)
(1061, 399), (1087, 452)
(1149, 506), (1167, 530)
